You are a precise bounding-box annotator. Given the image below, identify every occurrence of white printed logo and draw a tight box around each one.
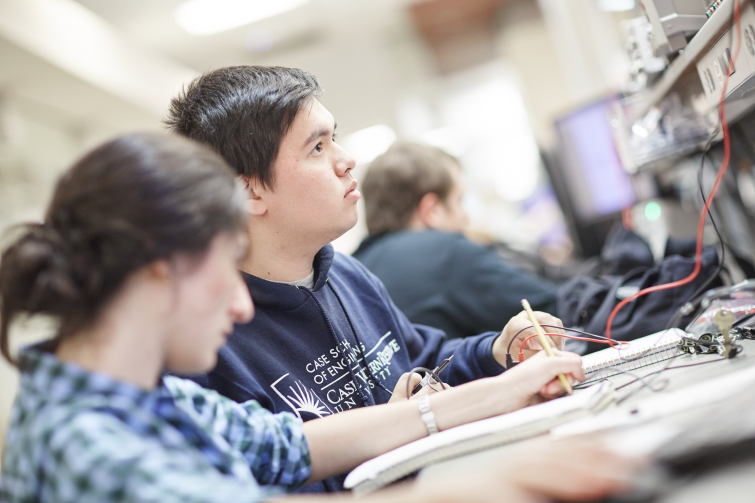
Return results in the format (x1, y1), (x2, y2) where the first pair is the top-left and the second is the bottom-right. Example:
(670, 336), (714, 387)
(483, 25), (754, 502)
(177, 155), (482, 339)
(270, 331), (399, 417)
(270, 374), (333, 418)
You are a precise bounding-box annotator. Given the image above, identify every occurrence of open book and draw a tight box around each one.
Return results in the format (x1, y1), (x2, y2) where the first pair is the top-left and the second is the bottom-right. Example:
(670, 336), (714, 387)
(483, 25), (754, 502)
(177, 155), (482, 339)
(579, 328), (685, 385)
(345, 381), (615, 494)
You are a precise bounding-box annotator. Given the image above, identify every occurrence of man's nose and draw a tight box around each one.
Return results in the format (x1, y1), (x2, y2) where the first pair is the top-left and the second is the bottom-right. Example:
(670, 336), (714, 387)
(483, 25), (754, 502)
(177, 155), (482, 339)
(335, 144), (357, 176)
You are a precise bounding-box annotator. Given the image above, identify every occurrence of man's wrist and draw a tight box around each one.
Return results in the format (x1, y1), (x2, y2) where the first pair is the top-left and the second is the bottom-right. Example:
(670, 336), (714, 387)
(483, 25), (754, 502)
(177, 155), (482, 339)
(492, 331), (508, 366)
(475, 331), (508, 377)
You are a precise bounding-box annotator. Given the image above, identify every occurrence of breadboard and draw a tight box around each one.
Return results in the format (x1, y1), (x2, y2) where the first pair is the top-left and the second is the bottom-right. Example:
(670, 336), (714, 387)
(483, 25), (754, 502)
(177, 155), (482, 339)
(580, 329), (686, 385)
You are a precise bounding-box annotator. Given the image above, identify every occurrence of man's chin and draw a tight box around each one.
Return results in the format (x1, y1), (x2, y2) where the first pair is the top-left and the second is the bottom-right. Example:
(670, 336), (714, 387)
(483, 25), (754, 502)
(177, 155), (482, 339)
(344, 214), (361, 235)
(347, 211), (359, 230)
(330, 212), (359, 238)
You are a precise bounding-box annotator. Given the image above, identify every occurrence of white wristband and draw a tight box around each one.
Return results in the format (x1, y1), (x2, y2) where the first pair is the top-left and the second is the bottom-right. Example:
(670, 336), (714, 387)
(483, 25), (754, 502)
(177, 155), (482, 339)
(418, 395), (439, 435)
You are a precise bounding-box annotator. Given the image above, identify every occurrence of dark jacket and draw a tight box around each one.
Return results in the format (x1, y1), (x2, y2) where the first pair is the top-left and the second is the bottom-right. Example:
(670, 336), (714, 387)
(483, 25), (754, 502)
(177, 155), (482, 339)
(190, 244), (505, 493)
(557, 224), (723, 353)
(353, 230), (558, 340)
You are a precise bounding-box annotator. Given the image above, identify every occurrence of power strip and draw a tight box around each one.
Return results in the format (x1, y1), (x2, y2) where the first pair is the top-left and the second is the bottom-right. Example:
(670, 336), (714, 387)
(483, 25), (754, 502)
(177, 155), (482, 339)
(696, 3), (755, 108)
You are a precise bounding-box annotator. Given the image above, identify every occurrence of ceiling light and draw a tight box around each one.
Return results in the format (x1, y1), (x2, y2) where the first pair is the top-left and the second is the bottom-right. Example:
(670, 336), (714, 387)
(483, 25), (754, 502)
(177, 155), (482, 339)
(339, 125), (397, 165)
(175, 0), (309, 36)
(597, 0), (635, 12)
(419, 127), (467, 157)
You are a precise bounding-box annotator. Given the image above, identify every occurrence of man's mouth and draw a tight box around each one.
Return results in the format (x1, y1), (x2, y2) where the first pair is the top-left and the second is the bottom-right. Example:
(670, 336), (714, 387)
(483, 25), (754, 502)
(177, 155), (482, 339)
(345, 180), (358, 196)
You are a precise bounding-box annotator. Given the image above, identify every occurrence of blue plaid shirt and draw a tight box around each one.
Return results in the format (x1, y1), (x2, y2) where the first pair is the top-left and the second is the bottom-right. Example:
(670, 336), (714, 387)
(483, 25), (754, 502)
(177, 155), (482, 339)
(0, 348), (311, 502)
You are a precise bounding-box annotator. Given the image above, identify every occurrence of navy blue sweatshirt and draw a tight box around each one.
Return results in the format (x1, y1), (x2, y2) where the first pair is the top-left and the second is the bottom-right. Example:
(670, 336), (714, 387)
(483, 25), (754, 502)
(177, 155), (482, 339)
(353, 230), (558, 340)
(190, 244), (505, 493)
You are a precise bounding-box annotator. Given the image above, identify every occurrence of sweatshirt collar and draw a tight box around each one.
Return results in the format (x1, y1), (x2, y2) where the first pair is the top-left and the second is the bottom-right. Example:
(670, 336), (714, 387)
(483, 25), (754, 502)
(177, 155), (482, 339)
(242, 244), (334, 309)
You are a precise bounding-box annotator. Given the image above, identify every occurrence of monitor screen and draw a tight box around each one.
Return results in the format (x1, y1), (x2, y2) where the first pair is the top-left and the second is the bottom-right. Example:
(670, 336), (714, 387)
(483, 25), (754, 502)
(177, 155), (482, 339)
(554, 99), (636, 222)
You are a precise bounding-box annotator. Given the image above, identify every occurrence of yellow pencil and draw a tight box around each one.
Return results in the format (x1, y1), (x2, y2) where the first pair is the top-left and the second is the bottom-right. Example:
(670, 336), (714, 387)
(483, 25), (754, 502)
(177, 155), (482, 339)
(521, 299), (572, 395)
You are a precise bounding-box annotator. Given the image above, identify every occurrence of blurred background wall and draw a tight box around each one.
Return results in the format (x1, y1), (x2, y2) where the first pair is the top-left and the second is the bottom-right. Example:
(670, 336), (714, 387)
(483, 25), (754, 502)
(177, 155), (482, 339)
(0, 0), (636, 459)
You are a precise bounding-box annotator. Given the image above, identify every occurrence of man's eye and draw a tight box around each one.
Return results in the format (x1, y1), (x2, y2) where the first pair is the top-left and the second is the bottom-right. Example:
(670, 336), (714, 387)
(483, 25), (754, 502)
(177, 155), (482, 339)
(332, 133), (338, 142)
(313, 142), (323, 154)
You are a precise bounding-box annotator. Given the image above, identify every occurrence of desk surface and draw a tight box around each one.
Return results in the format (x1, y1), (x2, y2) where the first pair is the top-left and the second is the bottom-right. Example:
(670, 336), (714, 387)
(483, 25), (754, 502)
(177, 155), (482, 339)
(420, 340), (755, 502)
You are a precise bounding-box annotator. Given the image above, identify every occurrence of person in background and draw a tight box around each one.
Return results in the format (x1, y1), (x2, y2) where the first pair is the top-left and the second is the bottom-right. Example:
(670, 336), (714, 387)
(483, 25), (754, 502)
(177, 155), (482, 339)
(0, 132), (639, 503)
(354, 142), (559, 340)
(165, 66), (571, 493)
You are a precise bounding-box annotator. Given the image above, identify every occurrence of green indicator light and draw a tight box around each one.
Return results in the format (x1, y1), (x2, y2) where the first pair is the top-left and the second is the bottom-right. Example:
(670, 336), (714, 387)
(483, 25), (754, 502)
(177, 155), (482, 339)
(645, 201), (662, 221)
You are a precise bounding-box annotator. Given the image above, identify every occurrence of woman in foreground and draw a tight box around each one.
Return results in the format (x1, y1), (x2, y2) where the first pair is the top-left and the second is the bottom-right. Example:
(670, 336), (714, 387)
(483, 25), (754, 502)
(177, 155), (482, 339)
(0, 132), (638, 502)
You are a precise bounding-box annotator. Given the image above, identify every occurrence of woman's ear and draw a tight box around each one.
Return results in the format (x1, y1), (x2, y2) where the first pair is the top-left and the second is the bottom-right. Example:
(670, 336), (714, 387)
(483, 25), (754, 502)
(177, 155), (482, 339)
(240, 176), (268, 216)
(146, 259), (172, 282)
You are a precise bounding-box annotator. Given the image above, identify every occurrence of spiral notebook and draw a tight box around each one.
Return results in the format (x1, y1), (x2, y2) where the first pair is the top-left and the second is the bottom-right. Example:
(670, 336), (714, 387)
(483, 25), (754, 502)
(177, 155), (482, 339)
(344, 381), (615, 494)
(579, 328), (686, 386)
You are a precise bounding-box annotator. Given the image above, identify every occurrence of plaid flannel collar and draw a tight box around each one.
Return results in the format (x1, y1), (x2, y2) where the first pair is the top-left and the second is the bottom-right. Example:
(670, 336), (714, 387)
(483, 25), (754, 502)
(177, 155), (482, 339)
(18, 347), (243, 477)
(19, 347), (165, 410)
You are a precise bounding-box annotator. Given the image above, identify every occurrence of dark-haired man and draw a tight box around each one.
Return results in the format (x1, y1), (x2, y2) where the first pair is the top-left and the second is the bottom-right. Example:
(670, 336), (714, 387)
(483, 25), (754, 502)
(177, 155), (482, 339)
(166, 66), (568, 493)
(354, 142), (558, 340)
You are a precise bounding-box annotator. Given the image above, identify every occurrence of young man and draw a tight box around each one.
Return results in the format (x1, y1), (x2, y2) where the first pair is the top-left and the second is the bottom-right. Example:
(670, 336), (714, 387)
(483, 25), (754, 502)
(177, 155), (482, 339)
(354, 142), (559, 340)
(166, 66), (569, 493)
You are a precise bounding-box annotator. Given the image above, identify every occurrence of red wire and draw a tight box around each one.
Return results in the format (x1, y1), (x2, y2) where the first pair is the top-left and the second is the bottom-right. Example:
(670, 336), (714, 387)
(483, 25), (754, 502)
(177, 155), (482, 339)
(517, 332), (630, 362)
(621, 206), (634, 231)
(605, 0), (743, 346)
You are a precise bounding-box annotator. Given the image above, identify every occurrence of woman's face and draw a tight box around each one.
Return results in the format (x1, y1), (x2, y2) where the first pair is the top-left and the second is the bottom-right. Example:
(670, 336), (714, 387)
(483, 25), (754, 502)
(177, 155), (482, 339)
(162, 232), (253, 374)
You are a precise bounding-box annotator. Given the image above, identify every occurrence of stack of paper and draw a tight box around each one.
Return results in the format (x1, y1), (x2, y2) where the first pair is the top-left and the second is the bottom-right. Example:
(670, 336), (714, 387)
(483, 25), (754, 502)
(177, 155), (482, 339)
(345, 381), (615, 494)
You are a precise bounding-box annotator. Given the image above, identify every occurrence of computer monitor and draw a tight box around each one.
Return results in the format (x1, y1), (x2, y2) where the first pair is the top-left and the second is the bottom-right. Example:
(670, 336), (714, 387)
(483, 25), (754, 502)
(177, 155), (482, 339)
(546, 97), (650, 257)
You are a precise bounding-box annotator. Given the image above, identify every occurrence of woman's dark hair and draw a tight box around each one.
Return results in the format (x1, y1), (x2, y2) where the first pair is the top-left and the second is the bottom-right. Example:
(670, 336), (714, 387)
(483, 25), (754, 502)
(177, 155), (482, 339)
(165, 66), (322, 190)
(0, 132), (247, 365)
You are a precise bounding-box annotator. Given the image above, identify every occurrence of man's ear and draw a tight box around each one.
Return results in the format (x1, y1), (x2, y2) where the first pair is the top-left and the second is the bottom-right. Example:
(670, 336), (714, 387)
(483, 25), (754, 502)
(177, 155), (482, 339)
(240, 176), (268, 216)
(415, 192), (443, 229)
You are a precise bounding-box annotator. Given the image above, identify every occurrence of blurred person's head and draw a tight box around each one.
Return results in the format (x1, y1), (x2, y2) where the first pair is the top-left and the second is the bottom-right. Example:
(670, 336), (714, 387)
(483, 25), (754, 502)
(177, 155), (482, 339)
(166, 66), (359, 250)
(362, 142), (469, 235)
(0, 132), (253, 374)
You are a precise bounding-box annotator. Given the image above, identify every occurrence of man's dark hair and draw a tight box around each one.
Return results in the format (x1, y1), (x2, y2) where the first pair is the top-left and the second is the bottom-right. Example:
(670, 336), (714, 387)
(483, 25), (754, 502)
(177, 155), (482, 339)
(362, 142), (460, 235)
(165, 66), (322, 189)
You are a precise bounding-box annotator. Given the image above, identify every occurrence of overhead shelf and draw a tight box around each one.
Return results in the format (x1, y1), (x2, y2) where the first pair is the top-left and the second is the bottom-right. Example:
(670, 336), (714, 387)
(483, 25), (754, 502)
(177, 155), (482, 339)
(629, 0), (755, 123)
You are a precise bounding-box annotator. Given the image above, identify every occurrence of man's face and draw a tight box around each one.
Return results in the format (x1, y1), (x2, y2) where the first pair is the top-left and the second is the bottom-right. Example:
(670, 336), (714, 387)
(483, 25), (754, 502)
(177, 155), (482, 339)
(435, 164), (469, 233)
(261, 98), (359, 246)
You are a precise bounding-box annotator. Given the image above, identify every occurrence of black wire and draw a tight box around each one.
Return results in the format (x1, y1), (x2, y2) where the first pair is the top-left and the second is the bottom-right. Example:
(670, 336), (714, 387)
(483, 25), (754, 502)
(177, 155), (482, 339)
(658, 130), (724, 336)
(611, 368), (670, 395)
(607, 0), (745, 403)
(615, 355), (726, 392)
(666, 1), (743, 328)
(569, 74), (735, 398)
(592, 169), (720, 362)
(612, 331), (741, 402)
(689, 135), (727, 298)
(405, 367), (446, 399)
(505, 325), (616, 355)
(573, 352), (685, 389)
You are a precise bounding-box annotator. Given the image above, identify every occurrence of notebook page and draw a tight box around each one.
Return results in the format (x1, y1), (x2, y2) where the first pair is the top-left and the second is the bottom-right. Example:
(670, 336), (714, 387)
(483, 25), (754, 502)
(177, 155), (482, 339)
(345, 382), (612, 491)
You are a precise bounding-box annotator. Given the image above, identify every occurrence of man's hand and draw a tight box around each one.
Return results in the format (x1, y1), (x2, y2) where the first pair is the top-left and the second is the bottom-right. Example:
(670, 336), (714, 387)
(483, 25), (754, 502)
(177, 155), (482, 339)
(388, 372), (451, 404)
(492, 310), (566, 368)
